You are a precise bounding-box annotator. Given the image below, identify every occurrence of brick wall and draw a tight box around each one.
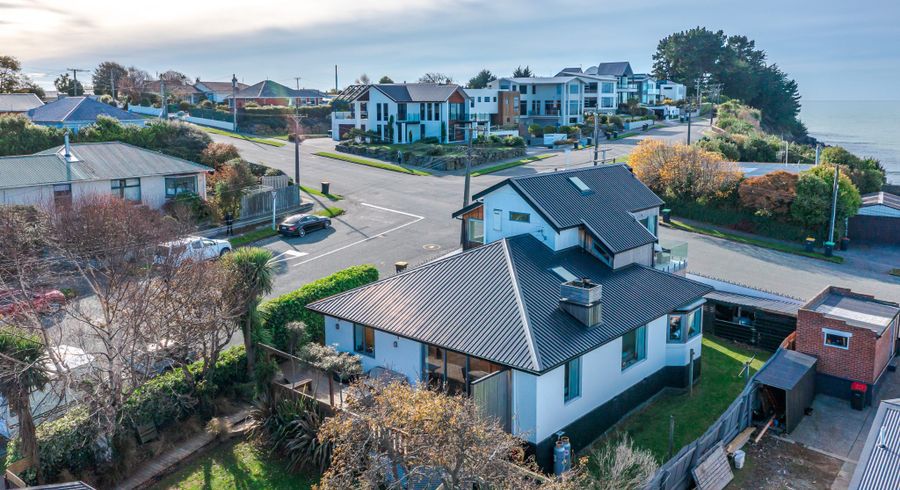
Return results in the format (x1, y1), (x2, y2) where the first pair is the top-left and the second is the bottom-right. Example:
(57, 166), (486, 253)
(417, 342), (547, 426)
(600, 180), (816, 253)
(796, 310), (889, 384)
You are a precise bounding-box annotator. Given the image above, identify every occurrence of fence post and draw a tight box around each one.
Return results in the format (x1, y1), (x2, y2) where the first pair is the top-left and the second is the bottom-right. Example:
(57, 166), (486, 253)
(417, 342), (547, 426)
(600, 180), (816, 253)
(689, 348), (695, 397)
(668, 415), (675, 459)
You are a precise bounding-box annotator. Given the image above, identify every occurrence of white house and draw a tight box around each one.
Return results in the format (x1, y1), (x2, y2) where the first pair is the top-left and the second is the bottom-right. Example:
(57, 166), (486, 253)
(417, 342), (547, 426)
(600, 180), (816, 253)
(193, 79), (249, 103)
(658, 80), (687, 102)
(308, 165), (711, 469)
(0, 139), (211, 209)
(331, 83), (472, 144)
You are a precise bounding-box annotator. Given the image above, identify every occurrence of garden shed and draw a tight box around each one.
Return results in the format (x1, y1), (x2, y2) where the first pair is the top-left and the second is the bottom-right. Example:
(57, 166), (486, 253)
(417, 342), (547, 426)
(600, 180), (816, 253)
(754, 349), (817, 433)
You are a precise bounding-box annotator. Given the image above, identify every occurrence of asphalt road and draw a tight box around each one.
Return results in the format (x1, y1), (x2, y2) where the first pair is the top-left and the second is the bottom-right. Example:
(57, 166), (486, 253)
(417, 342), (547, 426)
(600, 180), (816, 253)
(211, 119), (898, 302)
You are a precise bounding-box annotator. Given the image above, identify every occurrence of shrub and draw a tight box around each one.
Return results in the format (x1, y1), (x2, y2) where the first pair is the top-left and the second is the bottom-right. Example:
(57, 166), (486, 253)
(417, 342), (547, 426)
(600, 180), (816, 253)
(199, 100), (213, 109)
(543, 125), (557, 135)
(698, 136), (741, 161)
(200, 142), (241, 170)
(421, 136), (440, 144)
(589, 435), (658, 490)
(738, 171), (798, 217)
(527, 124), (543, 137)
(251, 396), (332, 473)
(5, 407), (97, 484)
(488, 134), (502, 145)
(503, 136), (525, 147)
(260, 265), (379, 348)
(425, 145), (445, 156)
(178, 101), (192, 111)
(629, 139), (742, 202)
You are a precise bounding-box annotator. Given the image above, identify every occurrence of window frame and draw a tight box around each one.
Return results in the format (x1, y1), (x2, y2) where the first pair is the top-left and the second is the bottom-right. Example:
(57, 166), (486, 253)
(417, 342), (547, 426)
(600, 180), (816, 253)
(466, 218), (484, 244)
(353, 324), (376, 357)
(621, 325), (647, 370)
(111, 178), (141, 202)
(823, 328), (851, 350)
(668, 308), (702, 343)
(164, 175), (198, 199)
(564, 357), (581, 403)
(508, 211), (530, 223)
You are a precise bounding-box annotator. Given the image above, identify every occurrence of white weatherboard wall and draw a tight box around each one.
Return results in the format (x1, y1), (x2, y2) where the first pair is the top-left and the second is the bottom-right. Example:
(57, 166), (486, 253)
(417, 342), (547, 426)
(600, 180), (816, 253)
(482, 185), (559, 250)
(324, 316), (424, 384)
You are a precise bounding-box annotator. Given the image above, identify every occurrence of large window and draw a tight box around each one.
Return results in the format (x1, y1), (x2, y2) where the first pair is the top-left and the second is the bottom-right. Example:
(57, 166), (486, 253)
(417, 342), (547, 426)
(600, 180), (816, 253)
(564, 357), (581, 402)
(165, 175), (197, 198)
(823, 329), (851, 350)
(509, 211), (530, 223)
(601, 82), (615, 94)
(668, 309), (702, 343)
(466, 218), (484, 244)
(568, 84), (579, 94)
(112, 178), (141, 202)
(426, 345), (502, 395)
(621, 325), (647, 370)
(353, 324), (375, 357)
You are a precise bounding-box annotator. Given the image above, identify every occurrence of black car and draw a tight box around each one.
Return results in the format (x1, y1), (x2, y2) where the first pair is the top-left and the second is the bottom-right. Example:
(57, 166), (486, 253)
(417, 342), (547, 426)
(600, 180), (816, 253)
(278, 213), (331, 237)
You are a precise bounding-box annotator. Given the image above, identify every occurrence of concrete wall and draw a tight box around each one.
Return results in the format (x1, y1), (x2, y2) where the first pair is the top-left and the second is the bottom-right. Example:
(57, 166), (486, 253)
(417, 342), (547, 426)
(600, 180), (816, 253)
(612, 243), (654, 269)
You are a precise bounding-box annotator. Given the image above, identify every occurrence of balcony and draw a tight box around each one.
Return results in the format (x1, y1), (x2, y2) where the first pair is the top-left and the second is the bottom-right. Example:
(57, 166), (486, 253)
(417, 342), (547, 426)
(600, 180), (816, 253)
(526, 110), (560, 117)
(333, 111), (355, 120)
(398, 113), (420, 122)
(654, 241), (688, 274)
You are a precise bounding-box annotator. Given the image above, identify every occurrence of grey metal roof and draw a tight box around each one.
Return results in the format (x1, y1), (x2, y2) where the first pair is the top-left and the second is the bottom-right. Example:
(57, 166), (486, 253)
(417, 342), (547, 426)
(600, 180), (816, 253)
(231, 80), (324, 99)
(850, 398), (900, 490)
(27, 97), (142, 124)
(373, 83), (463, 102)
(22, 482), (96, 490)
(755, 349), (816, 390)
(555, 67), (583, 76)
(585, 62), (634, 77)
(0, 142), (211, 190)
(194, 80), (249, 93)
(704, 290), (802, 317)
(335, 84), (369, 102)
(308, 234), (712, 373)
(471, 165), (663, 253)
(502, 76), (578, 85)
(861, 192), (900, 211)
(0, 93), (44, 112)
(805, 290), (900, 334)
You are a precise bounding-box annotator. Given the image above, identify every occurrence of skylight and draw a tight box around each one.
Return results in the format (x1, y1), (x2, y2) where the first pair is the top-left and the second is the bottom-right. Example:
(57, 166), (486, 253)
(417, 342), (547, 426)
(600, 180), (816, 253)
(550, 266), (577, 282)
(569, 176), (592, 195)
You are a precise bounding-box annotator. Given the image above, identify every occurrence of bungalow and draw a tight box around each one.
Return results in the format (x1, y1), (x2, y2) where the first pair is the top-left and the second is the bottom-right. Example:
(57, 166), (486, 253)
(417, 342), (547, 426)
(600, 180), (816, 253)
(0, 93), (44, 114)
(140, 80), (202, 104)
(0, 138), (210, 209)
(27, 97), (146, 130)
(331, 83), (471, 143)
(228, 80), (326, 109)
(193, 79), (249, 103)
(308, 165), (712, 468)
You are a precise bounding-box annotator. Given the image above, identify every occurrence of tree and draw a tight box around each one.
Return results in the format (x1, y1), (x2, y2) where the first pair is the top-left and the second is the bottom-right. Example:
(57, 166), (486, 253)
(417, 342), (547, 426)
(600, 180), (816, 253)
(512, 65), (533, 78)
(378, 76), (394, 84)
(628, 139), (742, 202)
(91, 61), (127, 97)
(468, 69), (496, 89)
(118, 66), (151, 102)
(208, 159), (257, 220)
(138, 119), (213, 162)
(355, 73), (371, 85)
(791, 165), (861, 239)
(419, 72), (453, 84)
(738, 170), (798, 217)
(159, 70), (189, 83)
(54, 73), (84, 96)
(820, 146), (886, 194)
(0, 56), (42, 97)
(200, 142), (241, 170)
(318, 380), (573, 489)
(221, 247), (275, 375)
(0, 115), (65, 156)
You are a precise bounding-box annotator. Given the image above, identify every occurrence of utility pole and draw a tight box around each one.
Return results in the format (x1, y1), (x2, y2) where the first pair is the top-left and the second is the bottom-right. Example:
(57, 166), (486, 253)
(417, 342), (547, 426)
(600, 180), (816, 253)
(65, 68), (89, 96)
(231, 74), (238, 131)
(815, 143), (821, 165)
(292, 112), (307, 187)
(294, 76), (302, 90)
(160, 80), (167, 119)
(459, 121), (478, 247)
(109, 72), (116, 100)
(826, 165), (840, 256)
(592, 111), (600, 165)
(334, 65), (339, 93)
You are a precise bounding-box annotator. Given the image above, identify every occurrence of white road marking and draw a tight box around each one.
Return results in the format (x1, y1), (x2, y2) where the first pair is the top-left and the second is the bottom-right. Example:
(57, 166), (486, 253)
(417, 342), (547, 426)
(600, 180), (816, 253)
(269, 250), (309, 263)
(293, 203), (424, 267)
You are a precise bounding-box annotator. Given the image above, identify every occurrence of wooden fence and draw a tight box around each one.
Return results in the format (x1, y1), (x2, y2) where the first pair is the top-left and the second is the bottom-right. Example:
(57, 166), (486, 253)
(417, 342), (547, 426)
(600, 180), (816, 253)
(239, 185), (302, 220)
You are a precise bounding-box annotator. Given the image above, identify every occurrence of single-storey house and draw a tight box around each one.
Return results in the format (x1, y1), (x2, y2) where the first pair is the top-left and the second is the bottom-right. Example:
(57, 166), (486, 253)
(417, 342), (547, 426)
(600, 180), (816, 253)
(227, 80), (326, 109)
(0, 139), (211, 209)
(308, 165), (712, 468)
(27, 97), (146, 130)
(0, 93), (44, 114)
(140, 80), (202, 104)
(848, 191), (900, 245)
(193, 79), (249, 103)
(849, 397), (900, 489)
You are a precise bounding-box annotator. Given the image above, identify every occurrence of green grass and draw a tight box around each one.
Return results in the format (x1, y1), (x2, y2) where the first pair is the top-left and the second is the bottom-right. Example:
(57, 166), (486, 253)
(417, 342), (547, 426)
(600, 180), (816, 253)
(667, 219), (844, 264)
(891, 268), (900, 277)
(586, 336), (770, 463)
(314, 151), (430, 176)
(300, 185), (343, 201)
(201, 127), (286, 147)
(471, 154), (556, 176)
(152, 440), (316, 490)
(229, 227), (278, 247)
(314, 206), (345, 218)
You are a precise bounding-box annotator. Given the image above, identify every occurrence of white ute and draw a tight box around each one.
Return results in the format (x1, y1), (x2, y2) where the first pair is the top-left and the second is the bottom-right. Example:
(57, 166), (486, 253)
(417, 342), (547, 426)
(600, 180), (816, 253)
(155, 236), (231, 265)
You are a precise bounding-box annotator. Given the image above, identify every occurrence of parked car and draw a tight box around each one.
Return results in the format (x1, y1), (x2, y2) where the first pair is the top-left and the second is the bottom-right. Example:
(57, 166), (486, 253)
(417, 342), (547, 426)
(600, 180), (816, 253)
(278, 214), (331, 237)
(131, 340), (197, 377)
(0, 289), (66, 317)
(154, 236), (231, 266)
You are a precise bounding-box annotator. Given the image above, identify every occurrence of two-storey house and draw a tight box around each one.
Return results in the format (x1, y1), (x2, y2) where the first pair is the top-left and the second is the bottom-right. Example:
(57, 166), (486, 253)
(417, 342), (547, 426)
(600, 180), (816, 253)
(308, 165), (712, 469)
(487, 76), (590, 127)
(331, 83), (471, 144)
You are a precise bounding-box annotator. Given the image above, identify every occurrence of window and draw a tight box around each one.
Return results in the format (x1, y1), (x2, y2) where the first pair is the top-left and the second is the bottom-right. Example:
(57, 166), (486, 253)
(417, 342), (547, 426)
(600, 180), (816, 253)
(621, 325), (647, 369)
(568, 100), (579, 115)
(492, 209), (502, 232)
(532, 100), (540, 115)
(165, 175), (197, 198)
(564, 357), (581, 402)
(376, 103), (382, 121)
(590, 240), (612, 266)
(477, 96), (482, 103)
(668, 314), (683, 342)
(668, 309), (702, 343)
(531, 85), (536, 94)
(569, 84), (579, 94)
(427, 103), (433, 121)
(466, 219), (484, 244)
(493, 96), (497, 102)
(353, 324), (375, 357)
(824, 329), (851, 350)
(397, 103), (407, 120)
(509, 211), (530, 223)
(53, 183), (72, 207)
(111, 178), (141, 202)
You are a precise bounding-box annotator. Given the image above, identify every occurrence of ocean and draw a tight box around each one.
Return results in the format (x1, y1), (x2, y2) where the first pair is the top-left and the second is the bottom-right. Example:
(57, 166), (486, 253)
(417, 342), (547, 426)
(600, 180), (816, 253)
(801, 100), (900, 184)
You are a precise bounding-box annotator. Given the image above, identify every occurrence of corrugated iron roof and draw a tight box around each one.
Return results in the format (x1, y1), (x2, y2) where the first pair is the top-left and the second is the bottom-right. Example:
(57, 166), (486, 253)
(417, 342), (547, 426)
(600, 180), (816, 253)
(308, 234), (712, 373)
(704, 290), (802, 317)
(0, 93), (44, 112)
(586, 62), (634, 77)
(231, 80), (325, 99)
(850, 398), (900, 490)
(27, 97), (142, 123)
(755, 349), (816, 390)
(861, 192), (900, 211)
(373, 83), (462, 102)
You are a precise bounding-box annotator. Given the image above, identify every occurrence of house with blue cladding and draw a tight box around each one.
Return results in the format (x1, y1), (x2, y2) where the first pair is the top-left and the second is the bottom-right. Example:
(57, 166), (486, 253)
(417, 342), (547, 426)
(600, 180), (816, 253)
(308, 165), (711, 468)
(27, 96), (146, 130)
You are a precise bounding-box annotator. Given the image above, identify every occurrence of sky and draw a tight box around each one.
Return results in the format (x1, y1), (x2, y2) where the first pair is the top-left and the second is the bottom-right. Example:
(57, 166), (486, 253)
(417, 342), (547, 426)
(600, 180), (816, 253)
(3, 0), (899, 102)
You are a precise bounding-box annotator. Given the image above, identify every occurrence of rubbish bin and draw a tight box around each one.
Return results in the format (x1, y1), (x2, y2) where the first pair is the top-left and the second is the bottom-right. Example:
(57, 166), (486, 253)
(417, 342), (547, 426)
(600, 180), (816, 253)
(824, 241), (835, 257)
(804, 237), (816, 252)
(662, 208), (672, 224)
(851, 382), (867, 410)
(840, 237), (850, 251)
(321, 181), (331, 195)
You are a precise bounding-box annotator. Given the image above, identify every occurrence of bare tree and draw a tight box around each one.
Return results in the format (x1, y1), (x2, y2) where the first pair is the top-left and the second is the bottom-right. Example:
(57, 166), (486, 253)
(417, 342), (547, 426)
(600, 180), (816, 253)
(418, 72), (453, 84)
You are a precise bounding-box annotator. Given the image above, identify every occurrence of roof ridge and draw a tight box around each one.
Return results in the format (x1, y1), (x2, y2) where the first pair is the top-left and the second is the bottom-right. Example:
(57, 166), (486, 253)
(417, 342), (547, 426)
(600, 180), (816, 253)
(501, 239), (541, 371)
(60, 97), (85, 122)
(510, 164), (628, 182)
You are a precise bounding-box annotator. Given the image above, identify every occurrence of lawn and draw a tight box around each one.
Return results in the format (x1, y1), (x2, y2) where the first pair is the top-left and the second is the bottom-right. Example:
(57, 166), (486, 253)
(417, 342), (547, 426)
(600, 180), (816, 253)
(585, 336), (770, 463)
(314, 206), (345, 218)
(471, 154), (555, 176)
(666, 219), (844, 264)
(201, 127), (286, 147)
(300, 185), (343, 201)
(152, 440), (316, 490)
(229, 227), (278, 247)
(314, 151), (431, 176)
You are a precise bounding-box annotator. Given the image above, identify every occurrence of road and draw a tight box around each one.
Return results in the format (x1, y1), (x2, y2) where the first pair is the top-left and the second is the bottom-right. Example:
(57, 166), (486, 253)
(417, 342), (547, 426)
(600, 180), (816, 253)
(211, 118), (898, 302)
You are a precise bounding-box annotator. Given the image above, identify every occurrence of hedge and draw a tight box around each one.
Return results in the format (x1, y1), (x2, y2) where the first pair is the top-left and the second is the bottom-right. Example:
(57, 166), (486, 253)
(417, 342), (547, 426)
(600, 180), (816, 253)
(5, 346), (248, 484)
(669, 199), (808, 242)
(260, 264), (379, 349)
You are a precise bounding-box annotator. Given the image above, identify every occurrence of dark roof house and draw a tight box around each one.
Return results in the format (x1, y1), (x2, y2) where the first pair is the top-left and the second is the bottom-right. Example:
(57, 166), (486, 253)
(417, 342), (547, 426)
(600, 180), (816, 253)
(339, 83), (466, 104)
(585, 62), (634, 77)
(850, 398), (900, 490)
(27, 97), (145, 129)
(230, 80), (325, 100)
(0, 93), (44, 113)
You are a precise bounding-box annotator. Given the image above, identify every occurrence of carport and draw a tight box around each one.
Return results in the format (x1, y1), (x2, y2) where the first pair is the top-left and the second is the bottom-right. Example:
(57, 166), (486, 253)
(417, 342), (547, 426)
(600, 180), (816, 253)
(754, 349), (817, 433)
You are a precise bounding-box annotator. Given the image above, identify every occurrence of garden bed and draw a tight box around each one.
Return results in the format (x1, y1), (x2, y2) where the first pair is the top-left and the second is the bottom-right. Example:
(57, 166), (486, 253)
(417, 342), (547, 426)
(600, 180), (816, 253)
(336, 141), (526, 171)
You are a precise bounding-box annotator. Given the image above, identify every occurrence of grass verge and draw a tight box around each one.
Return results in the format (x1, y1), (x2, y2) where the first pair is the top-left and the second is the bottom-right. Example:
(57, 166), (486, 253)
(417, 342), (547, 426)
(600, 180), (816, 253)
(300, 185), (343, 201)
(471, 154), (555, 176)
(666, 219), (844, 264)
(315, 207), (345, 218)
(890, 268), (900, 277)
(313, 151), (430, 176)
(151, 440), (316, 490)
(586, 336), (770, 464)
(201, 127), (286, 147)
(229, 227), (278, 247)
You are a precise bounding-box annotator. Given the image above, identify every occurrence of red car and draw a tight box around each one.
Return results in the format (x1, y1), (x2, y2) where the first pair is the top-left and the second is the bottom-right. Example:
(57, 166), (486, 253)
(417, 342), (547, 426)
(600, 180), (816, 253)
(0, 289), (66, 317)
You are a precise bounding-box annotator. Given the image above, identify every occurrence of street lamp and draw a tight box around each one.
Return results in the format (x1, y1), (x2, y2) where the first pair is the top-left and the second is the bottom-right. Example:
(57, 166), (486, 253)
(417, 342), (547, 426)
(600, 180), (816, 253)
(271, 189), (278, 230)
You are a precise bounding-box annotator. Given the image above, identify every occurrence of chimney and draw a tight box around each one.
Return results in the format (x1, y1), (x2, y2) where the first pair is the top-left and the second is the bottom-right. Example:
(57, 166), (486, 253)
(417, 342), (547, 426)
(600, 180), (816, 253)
(559, 277), (602, 328)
